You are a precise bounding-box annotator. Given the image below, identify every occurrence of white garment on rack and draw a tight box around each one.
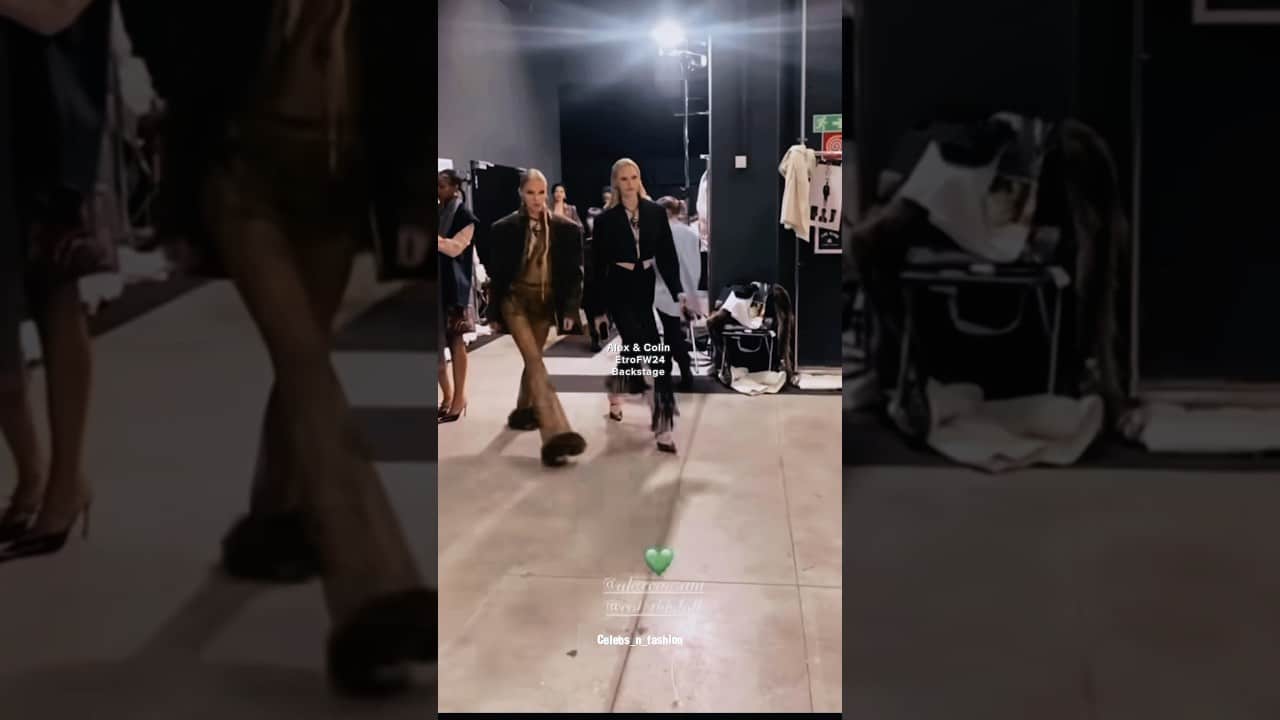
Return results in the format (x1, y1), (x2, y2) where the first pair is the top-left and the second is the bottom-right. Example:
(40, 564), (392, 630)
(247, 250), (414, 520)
(696, 168), (711, 252)
(779, 144), (816, 242)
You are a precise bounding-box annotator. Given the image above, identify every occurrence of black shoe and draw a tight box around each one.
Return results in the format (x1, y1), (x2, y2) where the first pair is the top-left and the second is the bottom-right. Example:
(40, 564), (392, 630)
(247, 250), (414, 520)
(0, 505), (38, 544)
(507, 407), (539, 431)
(541, 432), (587, 467)
(327, 588), (437, 697)
(221, 512), (321, 584)
(0, 502), (91, 563)
(677, 368), (694, 392)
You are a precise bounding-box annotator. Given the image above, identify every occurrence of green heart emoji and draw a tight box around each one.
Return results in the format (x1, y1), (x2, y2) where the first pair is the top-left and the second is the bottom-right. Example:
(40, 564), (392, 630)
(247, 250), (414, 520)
(644, 546), (675, 576)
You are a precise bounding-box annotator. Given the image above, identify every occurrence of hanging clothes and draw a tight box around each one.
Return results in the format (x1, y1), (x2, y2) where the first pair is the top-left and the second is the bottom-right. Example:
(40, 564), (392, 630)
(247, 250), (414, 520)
(695, 167), (710, 251)
(779, 144), (815, 242)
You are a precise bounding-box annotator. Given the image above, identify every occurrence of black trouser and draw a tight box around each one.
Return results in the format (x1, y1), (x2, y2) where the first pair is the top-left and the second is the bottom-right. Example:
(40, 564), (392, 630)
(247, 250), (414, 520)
(583, 240), (608, 347)
(606, 263), (676, 433)
(657, 308), (692, 379)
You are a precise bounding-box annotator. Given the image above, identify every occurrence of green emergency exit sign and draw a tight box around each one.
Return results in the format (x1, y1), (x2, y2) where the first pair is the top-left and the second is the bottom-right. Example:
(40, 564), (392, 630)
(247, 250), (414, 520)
(812, 114), (842, 133)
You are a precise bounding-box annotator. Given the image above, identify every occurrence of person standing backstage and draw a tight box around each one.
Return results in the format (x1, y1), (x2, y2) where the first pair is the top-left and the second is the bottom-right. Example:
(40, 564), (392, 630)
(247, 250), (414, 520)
(0, 0), (117, 557)
(437, 168), (475, 423)
(655, 196), (702, 391)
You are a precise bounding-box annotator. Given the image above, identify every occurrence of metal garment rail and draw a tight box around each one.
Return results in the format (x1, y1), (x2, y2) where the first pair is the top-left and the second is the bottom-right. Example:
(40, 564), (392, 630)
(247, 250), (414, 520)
(795, 0), (807, 371)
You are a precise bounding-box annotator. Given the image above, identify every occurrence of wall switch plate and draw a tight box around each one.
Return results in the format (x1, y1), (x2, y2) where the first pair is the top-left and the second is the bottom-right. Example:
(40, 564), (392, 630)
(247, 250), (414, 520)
(734, 155), (748, 169)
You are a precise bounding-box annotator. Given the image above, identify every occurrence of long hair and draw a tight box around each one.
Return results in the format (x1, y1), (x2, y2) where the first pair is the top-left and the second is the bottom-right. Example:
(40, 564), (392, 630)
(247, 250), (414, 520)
(605, 158), (650, 209)
(519, 168), (551, 222)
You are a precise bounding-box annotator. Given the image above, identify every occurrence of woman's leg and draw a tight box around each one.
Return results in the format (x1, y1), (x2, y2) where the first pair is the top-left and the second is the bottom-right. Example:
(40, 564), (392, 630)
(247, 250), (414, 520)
(213, 206), (421, 619)
(658, 309), (692, 381)
(448, 332), (467, 413)
(632, 289), (676, 437)
(0, 369), (44, 513)
(437, 355), (453, 412)
(249, 234), (356, 516)
(27, 280), (92, 534)
(502, 295), (572, 446)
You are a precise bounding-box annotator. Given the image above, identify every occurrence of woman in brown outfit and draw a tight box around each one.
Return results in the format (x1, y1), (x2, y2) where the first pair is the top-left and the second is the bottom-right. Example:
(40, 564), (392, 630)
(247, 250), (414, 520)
(487, 169), (587, 467)
(118, 0), (433, 696)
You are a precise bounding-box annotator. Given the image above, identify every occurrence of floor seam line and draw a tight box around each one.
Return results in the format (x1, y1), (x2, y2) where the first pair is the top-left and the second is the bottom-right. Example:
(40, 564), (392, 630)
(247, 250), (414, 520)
(606, 391), (707, 713)
(779, 408), (817, 714)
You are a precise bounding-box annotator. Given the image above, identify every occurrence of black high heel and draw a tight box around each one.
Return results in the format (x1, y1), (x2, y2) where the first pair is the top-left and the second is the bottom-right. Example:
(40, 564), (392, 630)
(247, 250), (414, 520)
(438, 405), (467, 424)
(0, 501), (91, 562)
(0, 505), (38, 544)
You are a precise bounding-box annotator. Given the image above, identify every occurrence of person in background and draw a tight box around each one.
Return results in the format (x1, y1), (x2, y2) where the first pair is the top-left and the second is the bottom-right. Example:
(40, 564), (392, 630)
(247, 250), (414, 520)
(0, 10), (41, 544)
(486, 169), (586, 467)
(119, 0), (434, 695)
(656, 196), (702, 391)
(550, 182), (581, 227)
(592, 158), (683, 454)
(583, 185), (612, 351)
(0, 0), (115, 556)
(437, 168), (474, 423)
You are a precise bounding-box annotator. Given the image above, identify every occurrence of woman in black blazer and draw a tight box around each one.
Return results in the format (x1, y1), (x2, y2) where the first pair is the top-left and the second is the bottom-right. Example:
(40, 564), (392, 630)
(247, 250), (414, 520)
(592, 158), (684, 454)
(487, 169), (587, 467)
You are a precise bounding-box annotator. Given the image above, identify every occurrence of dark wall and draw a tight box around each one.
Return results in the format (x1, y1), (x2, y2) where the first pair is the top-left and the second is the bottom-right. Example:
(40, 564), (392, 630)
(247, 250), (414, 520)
(1133, 1), (1280, 382)
(438, 0), (563, 182)
(558, 74), (709, 212)
(708, 0), (787, 293)
(856, 0), (1079, 206)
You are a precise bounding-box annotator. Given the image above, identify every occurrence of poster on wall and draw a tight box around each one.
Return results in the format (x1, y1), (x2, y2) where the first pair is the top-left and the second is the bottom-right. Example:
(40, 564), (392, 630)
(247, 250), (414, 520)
(810, 161), (842, 254)
(1194, 0), (1280, 24)
(438, 158), (454, 172)
(815, 228), (841, 253)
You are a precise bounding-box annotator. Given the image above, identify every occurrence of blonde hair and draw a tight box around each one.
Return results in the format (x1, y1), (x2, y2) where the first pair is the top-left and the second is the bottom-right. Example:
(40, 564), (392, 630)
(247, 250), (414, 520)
(519, 168), (550, 212)
(605, 158), (650, 210)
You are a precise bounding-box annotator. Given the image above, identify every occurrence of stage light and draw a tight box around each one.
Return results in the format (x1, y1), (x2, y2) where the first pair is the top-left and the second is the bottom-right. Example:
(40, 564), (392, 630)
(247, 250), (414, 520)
(652, 19), (686, 52)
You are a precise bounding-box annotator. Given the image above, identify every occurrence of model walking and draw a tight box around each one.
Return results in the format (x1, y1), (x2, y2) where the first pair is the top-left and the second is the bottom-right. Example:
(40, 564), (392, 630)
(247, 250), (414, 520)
(591, 158), (684, 453)
(118, 0), (434, 695)
(487, 169), (587, 467)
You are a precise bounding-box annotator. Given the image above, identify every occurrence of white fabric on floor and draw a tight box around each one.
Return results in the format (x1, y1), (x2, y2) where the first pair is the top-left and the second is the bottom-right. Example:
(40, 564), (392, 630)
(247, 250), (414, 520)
(795, 372), (842, 391)
(730, 367), (787, 396)
(1139, 403), (1280, 454)
(926, 380), (1104, 473)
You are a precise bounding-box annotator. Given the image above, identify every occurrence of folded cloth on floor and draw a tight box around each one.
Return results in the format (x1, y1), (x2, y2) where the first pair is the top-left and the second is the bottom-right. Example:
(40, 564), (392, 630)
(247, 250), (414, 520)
(1139, 403), (1280, 454)
(925, 380), (1103, 472)
(730, 367), (787, 396)
(795, 372), (842, 391)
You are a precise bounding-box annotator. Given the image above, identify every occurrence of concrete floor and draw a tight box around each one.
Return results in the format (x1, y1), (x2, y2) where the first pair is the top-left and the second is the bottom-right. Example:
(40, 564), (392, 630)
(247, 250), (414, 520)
(437, 332), (843, 713)
(0, 260), (435, 719)
(845, 465), (1280, 720)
